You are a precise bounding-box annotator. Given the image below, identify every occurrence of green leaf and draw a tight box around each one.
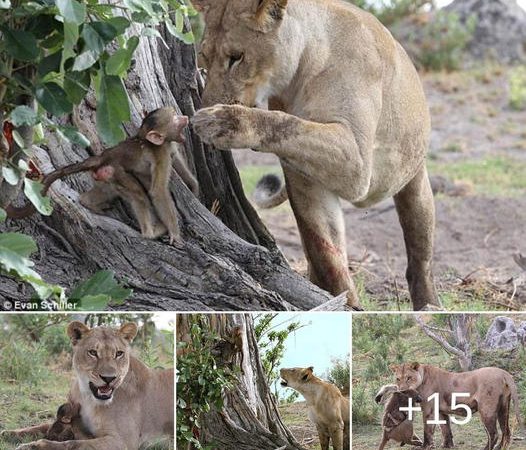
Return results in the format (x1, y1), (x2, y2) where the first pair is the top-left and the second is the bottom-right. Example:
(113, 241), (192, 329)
(0, 208), (6, 222)
(81, 22), (118, 54)
(9, 106), (39, 127)
(96, 75), (130, 145)
(70, 270), (132, 304)
(24, 178), (53, 216)
(37, 51), (62, 77)
(62, 22), (79, 71)
(2, 166), (19, 185)
(56, 0), (86, 25)
(107, 17), (131, 35)
(1, 28), (39, 61)
(35, 82), (73, 116)
(77, 294), (111, 311)
(0, 232), (38, 258)
(106, 37), (139, 76)
(72, 50), (98, 71)
(64, 70), (90, 104)
(0, 0), (11, 9)
(56, 125), (90, 148)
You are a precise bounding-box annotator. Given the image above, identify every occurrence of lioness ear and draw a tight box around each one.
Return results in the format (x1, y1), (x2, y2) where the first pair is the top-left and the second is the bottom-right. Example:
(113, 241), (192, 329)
(301, 366), (313, 381)
(244, 0), (288, 33)
(411, 362), (420, 370)
(67, 321), (90, 345)
(119, 323), (138, 343)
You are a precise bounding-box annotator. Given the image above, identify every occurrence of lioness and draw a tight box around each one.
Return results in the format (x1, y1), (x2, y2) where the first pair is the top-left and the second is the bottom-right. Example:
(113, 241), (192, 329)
(3, 321), (174, 450)
(391, 362), (521, 450)
(280, 367), (350, 450)
(191, 0), (439, 311)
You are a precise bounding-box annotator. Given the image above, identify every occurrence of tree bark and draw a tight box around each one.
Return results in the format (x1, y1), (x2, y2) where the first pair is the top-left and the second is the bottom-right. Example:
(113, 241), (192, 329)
(0, 25), (340, 311)
(176, 313), (306, 450)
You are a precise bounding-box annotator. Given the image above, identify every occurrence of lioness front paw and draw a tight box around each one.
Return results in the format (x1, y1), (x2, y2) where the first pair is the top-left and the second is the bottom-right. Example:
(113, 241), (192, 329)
(192, 105), (258, 150)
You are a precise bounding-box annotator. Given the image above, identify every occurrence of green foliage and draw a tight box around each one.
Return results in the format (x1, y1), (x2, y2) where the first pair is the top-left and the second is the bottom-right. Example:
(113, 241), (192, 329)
(0, 0), (198, 215)
(416, 12), (476, 71)
(327, 355), (350, 393)
(255, 313), (307, 403)
(347, 0), (434, 26)
(509, 66), (526, 111)
(176, 316), (235, 450)
(0, 231), (132, 306)
(0, 338), (50, 385)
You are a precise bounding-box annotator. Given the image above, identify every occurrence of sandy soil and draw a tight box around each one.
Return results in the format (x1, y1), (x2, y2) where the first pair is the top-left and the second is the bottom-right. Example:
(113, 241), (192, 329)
(233, 68), (526, 309)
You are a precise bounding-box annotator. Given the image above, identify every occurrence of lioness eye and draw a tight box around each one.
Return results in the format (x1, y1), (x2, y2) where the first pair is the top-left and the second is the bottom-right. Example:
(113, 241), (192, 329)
(228, 52), (244, 69)
(88, 350), (97, 358)
(116, 351), (124, 358)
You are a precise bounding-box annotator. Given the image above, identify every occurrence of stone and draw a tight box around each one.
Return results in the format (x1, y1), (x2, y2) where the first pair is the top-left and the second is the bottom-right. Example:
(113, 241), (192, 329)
(484, 316), (518, 350)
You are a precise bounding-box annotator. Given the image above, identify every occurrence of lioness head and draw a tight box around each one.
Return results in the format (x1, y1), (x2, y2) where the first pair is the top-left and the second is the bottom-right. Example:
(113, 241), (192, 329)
(390, 362), (424, 391)
(67, 321), (138, 403)
(280, 366), (314, 389)
(194, 0), (289, 107)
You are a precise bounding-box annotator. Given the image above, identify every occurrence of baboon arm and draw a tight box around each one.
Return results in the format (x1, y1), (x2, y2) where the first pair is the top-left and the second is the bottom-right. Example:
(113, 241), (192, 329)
(149, 150), (180, 244)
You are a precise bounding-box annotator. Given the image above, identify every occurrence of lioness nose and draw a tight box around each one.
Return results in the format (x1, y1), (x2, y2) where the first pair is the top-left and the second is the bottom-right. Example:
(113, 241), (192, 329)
(100, 375), (116, 384)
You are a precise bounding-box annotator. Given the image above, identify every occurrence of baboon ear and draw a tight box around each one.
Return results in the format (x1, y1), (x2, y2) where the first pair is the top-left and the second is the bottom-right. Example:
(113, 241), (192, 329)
(67, 321), (90, 345)
(244, 0), (288, 32)
(119, 323), (138, 343)
(411, 362), (420, 370)
(145, 130), (166, 146)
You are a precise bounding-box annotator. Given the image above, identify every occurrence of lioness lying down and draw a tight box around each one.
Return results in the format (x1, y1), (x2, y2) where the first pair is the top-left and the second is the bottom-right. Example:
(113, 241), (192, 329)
(392, 362), (522, 450)
(191, 0), (439, 311)
(2, 321), (174, 450)
(280, 367), (350, 450)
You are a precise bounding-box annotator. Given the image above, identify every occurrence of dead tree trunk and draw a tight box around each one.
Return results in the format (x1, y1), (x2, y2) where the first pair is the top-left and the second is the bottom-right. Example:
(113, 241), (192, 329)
(176, 313), (305, 450)
(0, 26), (339, 311)
(414, 314), (473, 370)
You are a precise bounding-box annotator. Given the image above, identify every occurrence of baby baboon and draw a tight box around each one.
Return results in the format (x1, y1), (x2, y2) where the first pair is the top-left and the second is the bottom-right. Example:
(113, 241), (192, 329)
(375, 387), (423, 450)
(211, 325), (244, 373)
(46, 402), (90, 442)
(6, 107), (198, 245)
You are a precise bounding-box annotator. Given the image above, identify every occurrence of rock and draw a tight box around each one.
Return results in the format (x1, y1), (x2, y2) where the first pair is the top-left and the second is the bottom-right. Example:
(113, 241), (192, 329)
(484, 316), (518, 350)
(517, 322), (526, 344)
(445, 0), (526, 64)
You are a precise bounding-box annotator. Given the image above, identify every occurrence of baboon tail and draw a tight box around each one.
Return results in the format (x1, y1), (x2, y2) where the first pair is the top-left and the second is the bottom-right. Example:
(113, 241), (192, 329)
(253, 173), (288, 209)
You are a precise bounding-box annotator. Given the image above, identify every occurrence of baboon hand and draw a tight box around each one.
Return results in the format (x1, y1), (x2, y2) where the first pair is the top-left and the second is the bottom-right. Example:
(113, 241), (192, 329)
(192, 105), (257, 150)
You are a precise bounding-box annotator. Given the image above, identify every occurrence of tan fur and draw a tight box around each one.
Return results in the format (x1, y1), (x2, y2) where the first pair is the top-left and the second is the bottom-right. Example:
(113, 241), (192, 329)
(280, 367), (349, 450)
(391, 362), (522, 450)
(377, 389), (423, 450)
(6, 322), (174, 450)
(192, 0), (439, 310)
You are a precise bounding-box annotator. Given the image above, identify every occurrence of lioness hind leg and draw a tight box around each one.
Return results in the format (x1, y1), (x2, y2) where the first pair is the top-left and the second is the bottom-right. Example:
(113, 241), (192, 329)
(496, 394), (512, 449)
(1, 424), (51, 443)
(283, 167), (361, 310)
(439, 414), (454, 448)
(393, 164), (441, 311)
(480, 414), (499, 450)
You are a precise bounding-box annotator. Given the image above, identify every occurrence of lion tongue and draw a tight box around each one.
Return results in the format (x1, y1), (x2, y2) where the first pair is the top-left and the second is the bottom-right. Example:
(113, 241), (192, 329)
(98, 385), (112, 394)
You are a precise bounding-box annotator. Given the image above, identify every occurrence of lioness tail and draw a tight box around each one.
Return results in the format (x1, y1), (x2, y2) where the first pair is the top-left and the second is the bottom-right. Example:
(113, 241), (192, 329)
(508, 374), (523, 430)
(253, 174), (288, 209)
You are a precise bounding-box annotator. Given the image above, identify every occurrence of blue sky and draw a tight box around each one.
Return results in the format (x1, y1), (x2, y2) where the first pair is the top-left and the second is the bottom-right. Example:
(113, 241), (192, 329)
(256, 312), (351, 397)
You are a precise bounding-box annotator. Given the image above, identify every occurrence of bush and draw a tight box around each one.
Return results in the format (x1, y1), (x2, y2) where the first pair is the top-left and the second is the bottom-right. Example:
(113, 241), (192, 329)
(0, 339), (49, 385)
(416, 12), (476, 71)
(348, 0), (434, 26)
(327, 356), (350, 393)
(509, 66), (526, 111)
(352, 384), (382, 425)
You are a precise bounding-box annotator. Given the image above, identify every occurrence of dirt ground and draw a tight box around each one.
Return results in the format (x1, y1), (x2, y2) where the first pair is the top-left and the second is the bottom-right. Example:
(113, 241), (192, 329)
(279, 401), (320, 449)
(234, 67), (526, 310)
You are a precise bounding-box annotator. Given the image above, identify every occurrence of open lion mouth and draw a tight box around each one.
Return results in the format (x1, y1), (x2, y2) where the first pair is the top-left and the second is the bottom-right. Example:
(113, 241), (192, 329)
(89, 382), (115, 400)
